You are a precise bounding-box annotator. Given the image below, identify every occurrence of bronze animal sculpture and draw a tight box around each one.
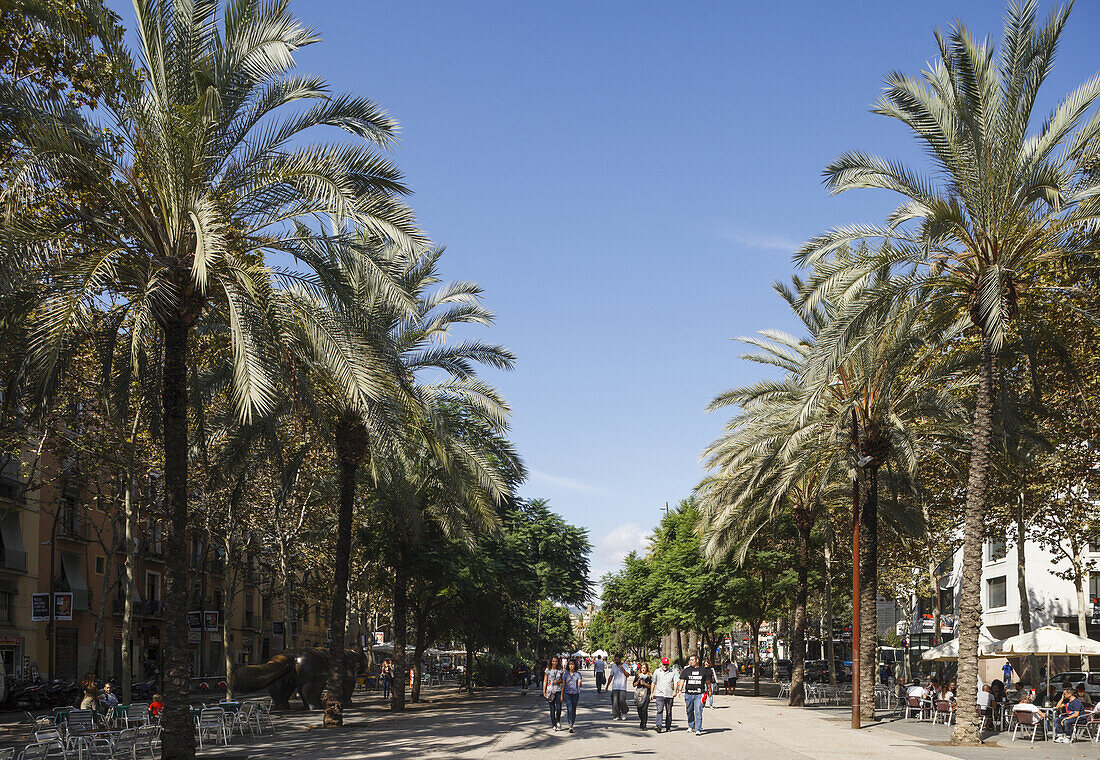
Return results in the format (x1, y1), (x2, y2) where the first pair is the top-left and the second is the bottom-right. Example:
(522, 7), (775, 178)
(230, 647), (366, 709)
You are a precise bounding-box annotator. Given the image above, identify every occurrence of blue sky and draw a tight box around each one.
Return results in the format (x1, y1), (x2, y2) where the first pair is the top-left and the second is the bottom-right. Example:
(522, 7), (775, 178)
(121, 1), (1100, 581)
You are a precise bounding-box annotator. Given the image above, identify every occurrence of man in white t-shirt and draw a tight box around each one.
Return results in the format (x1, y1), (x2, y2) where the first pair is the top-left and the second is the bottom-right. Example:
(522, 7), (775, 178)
(594, 656), (606, 694)
(906, 679), (928, 699)
(609, 654), (631, 720)
(724, 661), (738, 694)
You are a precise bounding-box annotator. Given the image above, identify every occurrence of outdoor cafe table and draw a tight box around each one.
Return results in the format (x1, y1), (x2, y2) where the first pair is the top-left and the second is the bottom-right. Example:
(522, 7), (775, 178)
(53, 707), (71, 724)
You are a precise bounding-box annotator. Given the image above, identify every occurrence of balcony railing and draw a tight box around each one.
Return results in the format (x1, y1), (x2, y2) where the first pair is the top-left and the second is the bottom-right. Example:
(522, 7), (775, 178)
(0, 548), (26, 572)
(72, 589), (90, 611)
(56, 517), (86, 541)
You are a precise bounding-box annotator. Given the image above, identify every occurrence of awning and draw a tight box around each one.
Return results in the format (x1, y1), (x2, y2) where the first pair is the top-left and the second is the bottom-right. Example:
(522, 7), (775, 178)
(60, 552), (88, 591)
(0, 512), (23, 553)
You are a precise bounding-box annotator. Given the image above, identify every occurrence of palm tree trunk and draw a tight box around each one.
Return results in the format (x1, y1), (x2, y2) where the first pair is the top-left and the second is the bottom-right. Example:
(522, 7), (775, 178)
(391, 539), (409, 711)
(824, 526), (838, 688)
(951, 341), (997, 745)
(859, 466), (878, 722)
(161, 318), (196, 760)
(790, 508), (811, 707)
(121, 471), (138, 704)
(324, 458), (356, 727)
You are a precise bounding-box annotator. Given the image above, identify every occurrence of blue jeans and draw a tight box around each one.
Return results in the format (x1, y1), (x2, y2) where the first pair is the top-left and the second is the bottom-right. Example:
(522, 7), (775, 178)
(684, 693), (704, 731)
(547, 693), (562, 726)
(1056, 715), (1080, 738)
(564, 692), (579, 726)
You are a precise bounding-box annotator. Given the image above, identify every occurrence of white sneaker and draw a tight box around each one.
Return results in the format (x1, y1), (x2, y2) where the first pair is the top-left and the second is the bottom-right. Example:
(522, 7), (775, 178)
(696, 730), (703, 736)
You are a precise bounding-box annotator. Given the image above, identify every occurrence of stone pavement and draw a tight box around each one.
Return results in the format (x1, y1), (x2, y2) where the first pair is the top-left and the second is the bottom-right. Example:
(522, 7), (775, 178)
(203, 684), (1068, 760)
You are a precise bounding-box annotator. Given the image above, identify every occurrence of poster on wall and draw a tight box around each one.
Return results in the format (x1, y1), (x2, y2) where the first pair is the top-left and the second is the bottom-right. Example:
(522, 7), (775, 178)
(54, 593), (72, 621)
(31, 594), (50, 621)
(204, 611), (218, 631)
(188, 612), (202, 631)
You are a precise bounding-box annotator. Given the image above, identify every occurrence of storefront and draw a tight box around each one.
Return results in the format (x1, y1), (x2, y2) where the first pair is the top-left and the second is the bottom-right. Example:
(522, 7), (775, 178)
(0, 634), (23, 678)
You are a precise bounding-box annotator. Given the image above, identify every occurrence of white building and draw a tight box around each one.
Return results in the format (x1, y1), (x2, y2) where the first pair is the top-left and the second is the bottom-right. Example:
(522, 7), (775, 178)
(943, 536), (1096, 643)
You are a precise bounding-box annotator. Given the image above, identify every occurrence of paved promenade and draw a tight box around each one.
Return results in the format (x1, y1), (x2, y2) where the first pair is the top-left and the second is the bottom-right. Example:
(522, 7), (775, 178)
(203, 683), (1057, 760)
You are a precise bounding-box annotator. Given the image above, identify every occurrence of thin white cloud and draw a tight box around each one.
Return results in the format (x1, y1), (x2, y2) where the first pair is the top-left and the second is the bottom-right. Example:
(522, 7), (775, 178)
(529, 469), (611, 495)
(718, 229), (803, 252)
(594, 521), (651, 571)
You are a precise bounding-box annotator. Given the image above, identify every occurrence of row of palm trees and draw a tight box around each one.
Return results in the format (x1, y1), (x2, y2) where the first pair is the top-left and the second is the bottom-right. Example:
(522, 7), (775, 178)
(0, 2), (520, 759)
(697, 0), (1100, 743)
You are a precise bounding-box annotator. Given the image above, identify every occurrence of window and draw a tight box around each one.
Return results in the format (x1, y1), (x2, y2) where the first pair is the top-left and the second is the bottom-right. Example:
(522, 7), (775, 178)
(94, 556), (105, 575)
(987, 576), (1008, 609)
(939, 587), (954, 615)
(0, 592), (12, 624)
(145, 571), (161, 602)
(1091, 538), (1100, 553)
(987, 537), (1007, 563)
(0, 477), (17, 500)
(1090, 573), (1100, 608)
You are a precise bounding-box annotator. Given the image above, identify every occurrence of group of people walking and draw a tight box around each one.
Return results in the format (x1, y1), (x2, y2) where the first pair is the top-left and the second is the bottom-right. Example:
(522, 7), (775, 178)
(541, 653), (720, 735)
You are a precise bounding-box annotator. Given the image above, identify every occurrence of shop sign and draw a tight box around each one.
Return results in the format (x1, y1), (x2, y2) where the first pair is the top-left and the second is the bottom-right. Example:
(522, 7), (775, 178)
(0, 635), (22, 646)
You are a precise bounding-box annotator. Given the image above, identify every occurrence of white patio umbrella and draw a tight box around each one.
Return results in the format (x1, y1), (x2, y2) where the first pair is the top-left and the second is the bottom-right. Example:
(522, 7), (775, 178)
(921, 627), (1001, 661)
(592, 649), (608, 658)
(572, 650), (590, 658)
(993, 625), (1100, 692)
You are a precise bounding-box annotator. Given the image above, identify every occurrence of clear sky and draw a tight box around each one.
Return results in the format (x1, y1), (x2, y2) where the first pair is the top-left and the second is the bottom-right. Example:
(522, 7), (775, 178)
(119, 1), (1100, 582)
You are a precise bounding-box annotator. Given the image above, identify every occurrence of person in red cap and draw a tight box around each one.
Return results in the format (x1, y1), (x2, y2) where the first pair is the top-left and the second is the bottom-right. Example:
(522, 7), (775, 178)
(652, 658), (678, 732)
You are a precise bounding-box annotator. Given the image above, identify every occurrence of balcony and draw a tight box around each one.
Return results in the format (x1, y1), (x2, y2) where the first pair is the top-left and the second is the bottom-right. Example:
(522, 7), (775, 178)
(111, 597), (163, 617)
(243, 612), (259, 631)
(0, 548), (26, 572)
(56, 517), (87, 541)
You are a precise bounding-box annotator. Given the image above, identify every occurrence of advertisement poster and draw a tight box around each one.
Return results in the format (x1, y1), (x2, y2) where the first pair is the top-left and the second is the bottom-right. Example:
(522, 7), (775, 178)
(54, 593), (73, 621)
(204, 611), (218, 631)
(188, 612), (202, 632)
(31, 594), (49, 622)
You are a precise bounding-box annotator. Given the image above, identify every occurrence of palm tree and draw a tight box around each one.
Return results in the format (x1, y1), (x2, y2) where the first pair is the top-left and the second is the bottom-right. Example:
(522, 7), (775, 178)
(0, 1), (418, 755)
(796, 2), (1100, 741)
(280, 241), (518, 721)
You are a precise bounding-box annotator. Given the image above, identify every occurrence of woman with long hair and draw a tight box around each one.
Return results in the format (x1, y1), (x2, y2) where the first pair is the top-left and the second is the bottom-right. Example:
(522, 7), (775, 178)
(543, 655), (565, 730)
(563, 658), (583, 733)
(634, 662), (653, 729)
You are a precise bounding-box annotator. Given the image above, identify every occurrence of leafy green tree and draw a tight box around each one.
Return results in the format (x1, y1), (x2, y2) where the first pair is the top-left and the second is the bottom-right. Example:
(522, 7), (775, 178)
(797, 3), (1100, 741)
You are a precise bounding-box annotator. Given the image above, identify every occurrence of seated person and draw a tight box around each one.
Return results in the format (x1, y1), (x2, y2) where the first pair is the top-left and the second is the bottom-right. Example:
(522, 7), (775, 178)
(1075, 683), (1092, 709)
(989, 679), (1007, 706)
(944, 679), (958, 704)
(906, 679), (928, 700)
(1054, 686), (1084, 743)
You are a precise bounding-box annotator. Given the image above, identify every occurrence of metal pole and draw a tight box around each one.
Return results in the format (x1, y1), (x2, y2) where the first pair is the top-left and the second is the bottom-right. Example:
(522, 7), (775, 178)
(851, 409), (861, 730)
(47, 505), (59, 682)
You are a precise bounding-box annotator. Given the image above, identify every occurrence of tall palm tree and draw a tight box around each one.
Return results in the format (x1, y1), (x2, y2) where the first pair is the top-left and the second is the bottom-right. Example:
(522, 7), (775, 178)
(796, 2), (1100, 741)
(0, 1), (418, 755)
(280, 240), (518, 721)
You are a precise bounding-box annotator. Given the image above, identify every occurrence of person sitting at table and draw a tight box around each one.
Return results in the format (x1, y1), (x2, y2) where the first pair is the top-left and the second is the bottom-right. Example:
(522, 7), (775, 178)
(906, 678), (928, 700)
(79, 687), (99, 711)
(943, 679), (958, 704)
(100, 682), (119, 713)
(990, 679), (1007, 706)
(928, 678), (942, 699)
(149, 694), (164, 718)
(1054, 686), (1084, 743)
(1075, 683), (1092, 709)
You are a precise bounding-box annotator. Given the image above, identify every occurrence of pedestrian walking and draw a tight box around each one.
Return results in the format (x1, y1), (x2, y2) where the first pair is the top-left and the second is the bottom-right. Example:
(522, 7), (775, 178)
(702, 660), (718, 708)
(594, 655), (606, 693)
(609, 654), (631, 720)
(723, 659), (738, 695)
(563, 659), (582, 733)
(543, 655), (565, 731)
(676, 654), (711, 735)
(634, 662), (653, 729)
(652, 657), (677, 733)
(381, 659), (393, 700)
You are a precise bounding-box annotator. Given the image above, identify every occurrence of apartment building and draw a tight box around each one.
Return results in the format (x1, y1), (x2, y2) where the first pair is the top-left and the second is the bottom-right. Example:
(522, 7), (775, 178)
(0, 456), (332, 684)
